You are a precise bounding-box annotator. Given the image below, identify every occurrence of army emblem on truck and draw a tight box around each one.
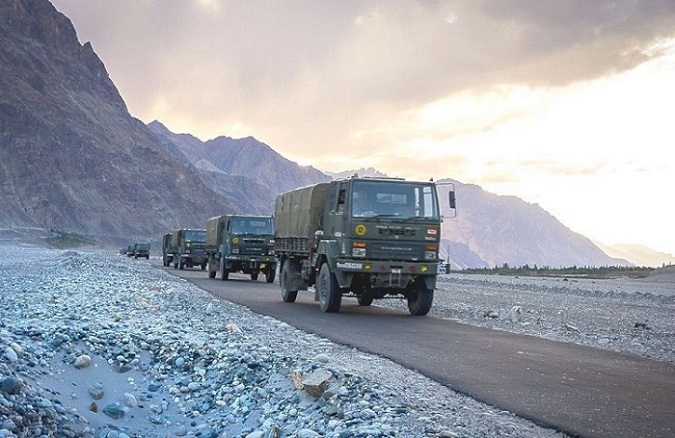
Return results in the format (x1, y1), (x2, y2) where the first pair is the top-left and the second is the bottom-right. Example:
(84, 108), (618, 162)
(205, 215), (277, 282)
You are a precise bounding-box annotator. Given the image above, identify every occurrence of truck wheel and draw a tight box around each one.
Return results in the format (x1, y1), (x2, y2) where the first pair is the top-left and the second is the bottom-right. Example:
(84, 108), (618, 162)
(357, 294), (373, 306)
(266, 267), (276, 284)
(146, 255), (149, 260)
(250, 272), (259, 281)
(408, 282), (433, 316)
(280, 260), (297, 302)
(318, 263), (341, 313)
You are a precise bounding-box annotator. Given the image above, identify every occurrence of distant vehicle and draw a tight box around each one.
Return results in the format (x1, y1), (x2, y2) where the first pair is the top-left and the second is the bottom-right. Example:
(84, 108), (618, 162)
(132, 241), (151, 259)
(125, 245), (134, 257)
(274, 176), (455, 315)
(161, 232), (174, 267)
(205, 215), (277, 282)
(172, 228), (207, 270)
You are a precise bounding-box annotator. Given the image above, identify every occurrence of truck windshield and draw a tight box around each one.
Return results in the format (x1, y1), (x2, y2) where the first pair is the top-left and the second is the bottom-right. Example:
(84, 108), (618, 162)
(231, 217), (274, 235)
(184, 230), (206, 241)
(351, 180), (439, 220)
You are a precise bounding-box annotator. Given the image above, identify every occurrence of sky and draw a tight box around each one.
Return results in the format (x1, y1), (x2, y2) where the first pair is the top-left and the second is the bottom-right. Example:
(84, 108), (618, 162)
(50, 0), (675, 256)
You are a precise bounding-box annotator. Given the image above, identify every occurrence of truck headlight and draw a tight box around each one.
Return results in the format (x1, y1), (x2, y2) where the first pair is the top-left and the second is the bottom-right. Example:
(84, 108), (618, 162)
(424, 251), (437, 260)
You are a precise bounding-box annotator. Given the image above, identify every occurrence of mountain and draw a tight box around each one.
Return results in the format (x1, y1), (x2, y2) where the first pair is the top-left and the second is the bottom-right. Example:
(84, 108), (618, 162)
(436, 180), (629, 268)
(0, 0), (232, 244)
(593, 242), (675, 268)
(147, 120), (331, 213)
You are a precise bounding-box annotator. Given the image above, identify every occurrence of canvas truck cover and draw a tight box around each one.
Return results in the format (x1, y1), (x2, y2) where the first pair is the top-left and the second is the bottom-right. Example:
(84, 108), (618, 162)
(206, 215), (227, 247)
(275, 183), (329, 240)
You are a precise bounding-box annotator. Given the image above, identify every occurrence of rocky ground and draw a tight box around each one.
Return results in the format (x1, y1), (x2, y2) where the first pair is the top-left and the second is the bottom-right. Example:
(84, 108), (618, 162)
(1, 244), (673, 437)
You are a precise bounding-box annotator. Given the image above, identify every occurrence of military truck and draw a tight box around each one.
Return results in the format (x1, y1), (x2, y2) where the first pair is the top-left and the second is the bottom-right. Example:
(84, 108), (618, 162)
(132, 241), (151, 259)
(205, 215), (277, 282)
(161, 233), (174, 267)
(274, 176), (455, 315)
(171, 228), (207, 270)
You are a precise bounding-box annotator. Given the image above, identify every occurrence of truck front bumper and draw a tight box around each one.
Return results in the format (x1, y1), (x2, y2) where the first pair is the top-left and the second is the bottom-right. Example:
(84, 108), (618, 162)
(334, 258), (439, 275)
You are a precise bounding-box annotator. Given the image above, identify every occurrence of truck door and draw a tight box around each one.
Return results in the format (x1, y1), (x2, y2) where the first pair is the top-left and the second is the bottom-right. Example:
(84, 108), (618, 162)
(324, 181), (345, 236)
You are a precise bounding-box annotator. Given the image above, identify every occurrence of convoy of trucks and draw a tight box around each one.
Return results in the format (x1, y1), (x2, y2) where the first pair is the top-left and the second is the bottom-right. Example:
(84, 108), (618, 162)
(130, 175), (455, 316)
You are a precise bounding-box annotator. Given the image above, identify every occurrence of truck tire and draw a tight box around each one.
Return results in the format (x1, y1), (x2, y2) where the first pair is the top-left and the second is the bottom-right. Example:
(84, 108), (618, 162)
(250, 272), (259, 281)
(408, 282), (433, 316)
(280, 260), (297, 303)
(318, 263), (341, 313)
(265, 266), (276, 284)
(357, 294), (373, 306)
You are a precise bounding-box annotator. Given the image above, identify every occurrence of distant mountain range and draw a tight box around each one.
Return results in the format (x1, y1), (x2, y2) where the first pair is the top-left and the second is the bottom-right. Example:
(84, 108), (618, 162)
(3, 0), (670, 268)
(593, 242), (674, 268)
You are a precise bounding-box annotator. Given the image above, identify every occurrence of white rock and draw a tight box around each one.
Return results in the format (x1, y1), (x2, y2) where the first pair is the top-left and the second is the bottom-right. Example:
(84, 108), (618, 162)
(74, 354), (92, 369)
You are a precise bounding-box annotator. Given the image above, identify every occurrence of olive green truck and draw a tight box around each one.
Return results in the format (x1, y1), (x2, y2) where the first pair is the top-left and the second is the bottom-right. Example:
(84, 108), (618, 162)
(205, 215), (277, 282)
(274, 176), (455, 315)
(171, 228), (207, 270)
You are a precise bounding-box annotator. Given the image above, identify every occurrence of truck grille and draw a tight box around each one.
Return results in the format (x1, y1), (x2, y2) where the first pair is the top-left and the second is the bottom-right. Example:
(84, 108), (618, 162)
(369, 243), (425, 261)
(241, 246), (267, 255)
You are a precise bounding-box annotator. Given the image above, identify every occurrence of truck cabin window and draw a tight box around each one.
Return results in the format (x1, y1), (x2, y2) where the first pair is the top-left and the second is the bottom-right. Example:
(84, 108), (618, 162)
(185, 230), (206, 242)
(231, 218), (274, 235)
(350, 181), (439, 219)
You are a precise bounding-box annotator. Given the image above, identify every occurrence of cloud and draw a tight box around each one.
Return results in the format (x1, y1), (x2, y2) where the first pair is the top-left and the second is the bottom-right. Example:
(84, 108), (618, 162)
(52, 1), (675, 147)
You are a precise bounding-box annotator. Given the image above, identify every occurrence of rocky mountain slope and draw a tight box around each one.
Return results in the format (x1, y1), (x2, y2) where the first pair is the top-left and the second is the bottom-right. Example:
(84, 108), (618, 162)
(0, 0), (232, 243)
(148, 120), (331, 209)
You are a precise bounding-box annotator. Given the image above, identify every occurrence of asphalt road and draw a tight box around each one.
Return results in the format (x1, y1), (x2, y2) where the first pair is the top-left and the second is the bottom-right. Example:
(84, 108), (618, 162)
(155, 261), (675, 438)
